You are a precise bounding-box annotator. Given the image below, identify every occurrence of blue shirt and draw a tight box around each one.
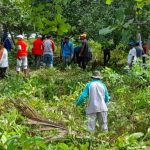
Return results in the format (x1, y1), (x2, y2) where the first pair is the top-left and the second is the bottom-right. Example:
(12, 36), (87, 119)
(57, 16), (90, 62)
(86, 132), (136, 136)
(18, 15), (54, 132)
(3, 37), (13, 52)
(61, 42), (74, 57)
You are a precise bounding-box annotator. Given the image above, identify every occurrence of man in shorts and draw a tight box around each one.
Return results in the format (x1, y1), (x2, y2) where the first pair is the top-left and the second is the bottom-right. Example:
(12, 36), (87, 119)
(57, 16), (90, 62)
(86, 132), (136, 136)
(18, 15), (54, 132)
(16, 35), (28, 75)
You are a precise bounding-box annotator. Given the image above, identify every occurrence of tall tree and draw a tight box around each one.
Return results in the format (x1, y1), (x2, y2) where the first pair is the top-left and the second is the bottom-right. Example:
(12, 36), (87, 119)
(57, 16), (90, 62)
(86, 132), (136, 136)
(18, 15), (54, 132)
(62, 0), (150, 45)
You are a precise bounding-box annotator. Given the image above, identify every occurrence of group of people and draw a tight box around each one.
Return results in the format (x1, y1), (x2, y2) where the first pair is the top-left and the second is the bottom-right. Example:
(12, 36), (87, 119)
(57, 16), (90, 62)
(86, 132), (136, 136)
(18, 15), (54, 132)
(0, 32), (150, 133)
(32, 33), (91, 69)
(75, 40), (149, 133)
(127, 41), (148, 69)
(0, 32), (109, 133)
(0, 32), (92, 79)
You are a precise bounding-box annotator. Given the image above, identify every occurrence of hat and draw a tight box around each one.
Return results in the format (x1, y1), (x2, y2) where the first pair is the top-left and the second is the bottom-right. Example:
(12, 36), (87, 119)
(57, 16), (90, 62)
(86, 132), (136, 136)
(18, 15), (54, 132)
(91, 71), (103, 79)
(38, 35), (42, 38)
(80, 33), (87, 38)
(135, 42), (140, 46)
(46, 35), (51, 38)
(64, 36), (69, 39)
(128, 42), (135, 46)
(17, 35), (23, 39)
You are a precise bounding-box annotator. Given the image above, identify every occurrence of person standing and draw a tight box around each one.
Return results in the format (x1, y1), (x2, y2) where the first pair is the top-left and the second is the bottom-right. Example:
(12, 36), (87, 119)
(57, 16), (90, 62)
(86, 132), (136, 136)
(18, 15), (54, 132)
(142, 42), (148, 65)
(0, 42), (8, 79)
(103, 46), (111, 66)
(135, 42), (143, 58)
(43, 35), (55, 67)
(16, 35), (28, 75)
(61, 36), (74, 68)
(32, 35), (43, 69)
(2, 32), (13, 52)
(75, 71), (110, 132)
(73, 46), (81, 64)
(79, 33), (89, 70)
(127, 42), (137, 69)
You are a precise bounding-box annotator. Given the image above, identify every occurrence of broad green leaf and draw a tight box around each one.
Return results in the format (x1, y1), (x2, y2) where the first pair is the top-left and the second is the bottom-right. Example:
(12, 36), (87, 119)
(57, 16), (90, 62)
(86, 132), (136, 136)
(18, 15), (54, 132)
(129, 132), (144, 139)
(99, 26), (116, 35)
(106, 0), (113, 5)
(123, 19), (134, 28)
(80, 143), (89, 150)
(148, 128), (150, 134)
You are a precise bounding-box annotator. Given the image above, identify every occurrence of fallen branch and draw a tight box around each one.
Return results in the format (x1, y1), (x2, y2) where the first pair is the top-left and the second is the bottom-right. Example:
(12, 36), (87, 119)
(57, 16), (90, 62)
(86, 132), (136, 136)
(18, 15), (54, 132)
(9, 98), (66, 131)
(27, 118), (66, 130)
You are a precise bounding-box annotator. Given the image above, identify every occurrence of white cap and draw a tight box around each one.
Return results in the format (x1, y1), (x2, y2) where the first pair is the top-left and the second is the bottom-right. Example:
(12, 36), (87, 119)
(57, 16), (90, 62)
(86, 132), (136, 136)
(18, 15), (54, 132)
(38, 35), (42, 38)
(16, 35), (23, 39)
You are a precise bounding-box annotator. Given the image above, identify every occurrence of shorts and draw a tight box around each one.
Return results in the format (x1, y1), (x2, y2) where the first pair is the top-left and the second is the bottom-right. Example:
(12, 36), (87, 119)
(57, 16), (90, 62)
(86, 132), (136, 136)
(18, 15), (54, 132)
(16, 56), (28, 71)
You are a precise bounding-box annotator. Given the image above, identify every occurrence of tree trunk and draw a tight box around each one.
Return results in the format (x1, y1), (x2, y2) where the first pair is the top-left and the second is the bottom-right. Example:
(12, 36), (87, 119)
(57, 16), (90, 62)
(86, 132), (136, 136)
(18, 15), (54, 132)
(5, 24), (15, 46)
(9, 30), (15, 46)
(136, 33), (142, 49)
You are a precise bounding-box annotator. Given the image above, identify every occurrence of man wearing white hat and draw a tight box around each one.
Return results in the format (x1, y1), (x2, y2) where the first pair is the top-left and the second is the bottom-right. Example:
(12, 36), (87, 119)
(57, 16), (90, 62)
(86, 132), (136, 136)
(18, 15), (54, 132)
(16, 35), (28, 75)
(75, 70), (110, 132)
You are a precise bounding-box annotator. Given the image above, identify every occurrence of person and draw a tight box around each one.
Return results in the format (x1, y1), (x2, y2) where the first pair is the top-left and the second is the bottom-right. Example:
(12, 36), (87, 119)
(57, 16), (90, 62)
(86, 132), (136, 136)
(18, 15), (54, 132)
(142, 42), (148, 65)
(32, 35), (43, 69)
(73, 46), (81, 64)
(75, 71), (110, 132)
(142, 42), (148, 54)
(61, 36), (74, 68)
(43, 35), (55, 67)
(135, 42), (143, 58)
(16, 35), (28, 75)
(2, 32), (13, 52)
(127, 42), (137, 69)
(79, 33), (89, 70)
(103, 46), (111, 66)
(0, 42), (8, 79)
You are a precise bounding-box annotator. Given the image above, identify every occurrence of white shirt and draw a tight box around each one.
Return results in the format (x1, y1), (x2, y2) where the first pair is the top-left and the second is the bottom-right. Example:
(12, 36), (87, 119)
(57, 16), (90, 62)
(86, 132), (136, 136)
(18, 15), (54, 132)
(86, 82), (108, 114)
(0, 48), (8, 68)
(127, 48), (137, 64)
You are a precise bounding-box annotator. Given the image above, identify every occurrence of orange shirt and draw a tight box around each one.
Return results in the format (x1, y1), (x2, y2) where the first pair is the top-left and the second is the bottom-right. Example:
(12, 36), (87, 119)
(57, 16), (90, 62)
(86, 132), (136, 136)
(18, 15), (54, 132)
(32, 38), (43, 55)
(17, 39), (28, 58)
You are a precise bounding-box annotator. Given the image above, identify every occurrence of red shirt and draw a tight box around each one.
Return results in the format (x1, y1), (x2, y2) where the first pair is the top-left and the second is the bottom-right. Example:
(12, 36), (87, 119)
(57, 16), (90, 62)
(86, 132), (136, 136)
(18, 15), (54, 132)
(17, 39), (28, 58)
(32, 38), (43, 55)
(142, 44), (148, 54)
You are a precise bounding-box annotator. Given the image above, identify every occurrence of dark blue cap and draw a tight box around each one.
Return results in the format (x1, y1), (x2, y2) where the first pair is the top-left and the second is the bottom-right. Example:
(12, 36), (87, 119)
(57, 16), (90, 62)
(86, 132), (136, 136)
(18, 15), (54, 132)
(128, 42), (135, 46)
(135, 42), (140, 46)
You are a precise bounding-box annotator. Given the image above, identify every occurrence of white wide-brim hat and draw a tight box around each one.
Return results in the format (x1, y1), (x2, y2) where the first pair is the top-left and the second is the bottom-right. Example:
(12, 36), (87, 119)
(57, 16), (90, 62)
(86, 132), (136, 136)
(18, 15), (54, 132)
(16, 35), (24, 39)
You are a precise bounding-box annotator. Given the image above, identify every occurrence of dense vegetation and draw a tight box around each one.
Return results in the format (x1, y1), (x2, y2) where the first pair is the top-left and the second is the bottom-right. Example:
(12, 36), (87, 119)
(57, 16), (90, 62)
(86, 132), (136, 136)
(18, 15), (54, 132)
(0, 0), (150, 44)
(0, 0), (150, 149)
(0, 52), (150, 149)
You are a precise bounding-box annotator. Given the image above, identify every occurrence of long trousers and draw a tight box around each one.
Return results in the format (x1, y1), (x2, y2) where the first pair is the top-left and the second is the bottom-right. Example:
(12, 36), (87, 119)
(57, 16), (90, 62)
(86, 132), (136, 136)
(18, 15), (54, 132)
(62, 56), (71, 68)
(43, 54), (53, 67)
(34, 55), (42, 69)
(79, 56), (88, 70)
(104, 51), (110, 66)
(0, 67), (7, 79)
(87, 112), (108, 132)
